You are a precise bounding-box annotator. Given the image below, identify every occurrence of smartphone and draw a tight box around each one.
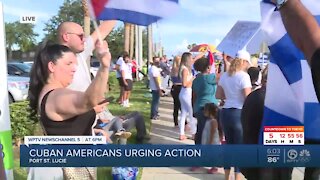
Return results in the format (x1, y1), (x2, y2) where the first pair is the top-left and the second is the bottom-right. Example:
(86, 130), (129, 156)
(98, 96), (114, 105)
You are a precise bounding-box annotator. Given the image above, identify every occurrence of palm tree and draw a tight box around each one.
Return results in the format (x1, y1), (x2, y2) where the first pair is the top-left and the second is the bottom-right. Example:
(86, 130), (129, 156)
(129, 24), (135, 59)
(124, 23), (130, 53)
(82, 0), (91, 36)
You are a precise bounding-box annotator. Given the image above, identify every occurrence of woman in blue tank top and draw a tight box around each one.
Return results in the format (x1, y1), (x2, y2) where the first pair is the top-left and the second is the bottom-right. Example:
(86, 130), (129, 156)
(170, 56), (182, 127)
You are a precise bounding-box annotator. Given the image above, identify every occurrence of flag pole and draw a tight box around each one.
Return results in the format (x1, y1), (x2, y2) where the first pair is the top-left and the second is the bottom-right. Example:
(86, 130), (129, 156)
(86, 0), (103, 44)
(0, 2), (14, 179)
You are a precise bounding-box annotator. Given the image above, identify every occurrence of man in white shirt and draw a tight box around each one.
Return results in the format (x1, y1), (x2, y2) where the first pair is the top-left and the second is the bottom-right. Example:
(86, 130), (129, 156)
(121, 54), (133, 107)
(148, 57), (163, 120)
(115, 51), (128, 104)
(57, 21), (115, 91)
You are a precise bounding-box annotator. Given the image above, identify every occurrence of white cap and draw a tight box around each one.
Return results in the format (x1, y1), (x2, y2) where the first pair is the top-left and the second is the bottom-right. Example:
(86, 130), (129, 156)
(236, 50), (252, 65)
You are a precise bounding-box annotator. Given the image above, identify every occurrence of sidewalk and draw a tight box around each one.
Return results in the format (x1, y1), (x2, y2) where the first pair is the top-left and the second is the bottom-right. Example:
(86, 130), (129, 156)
(141, 96), (305, 180)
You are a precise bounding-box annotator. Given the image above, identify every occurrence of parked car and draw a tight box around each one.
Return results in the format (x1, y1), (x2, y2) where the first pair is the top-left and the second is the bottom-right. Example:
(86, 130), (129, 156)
(90, 60), (115, 79)
(7, 75), (30, 103)
(90, 60), (100, 78)
(7, 62), (31, 77)
(22, 61), (34, 68)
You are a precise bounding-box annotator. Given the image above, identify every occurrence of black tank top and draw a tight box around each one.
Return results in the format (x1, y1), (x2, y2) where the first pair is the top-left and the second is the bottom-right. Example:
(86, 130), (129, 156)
(40, 90), (96, 135)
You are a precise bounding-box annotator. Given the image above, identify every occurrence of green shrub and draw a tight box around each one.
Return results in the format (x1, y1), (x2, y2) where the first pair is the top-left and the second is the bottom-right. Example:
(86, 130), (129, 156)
(108, 71), (118, 91)
(9, 101), (37, 145)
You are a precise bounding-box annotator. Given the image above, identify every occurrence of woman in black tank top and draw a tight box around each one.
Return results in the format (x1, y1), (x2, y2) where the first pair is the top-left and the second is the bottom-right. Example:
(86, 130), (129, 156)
(28, 42), (111, 136)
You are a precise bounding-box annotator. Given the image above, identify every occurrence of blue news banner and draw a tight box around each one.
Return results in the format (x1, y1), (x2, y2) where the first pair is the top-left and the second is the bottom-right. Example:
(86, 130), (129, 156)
(20, 145), (320, 167)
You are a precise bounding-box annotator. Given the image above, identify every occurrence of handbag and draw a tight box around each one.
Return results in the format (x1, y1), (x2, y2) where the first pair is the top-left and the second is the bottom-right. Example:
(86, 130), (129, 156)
(62, 167), (96, 180)
(39, 120), (97, 180)
(112, 167), (139, 180)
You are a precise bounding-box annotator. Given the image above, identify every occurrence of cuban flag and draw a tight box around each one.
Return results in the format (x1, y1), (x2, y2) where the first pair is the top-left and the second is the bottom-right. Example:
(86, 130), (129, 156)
(208, 51), (216, 74)
(90, 0), (179, 26)
(260, 0), (320, 142)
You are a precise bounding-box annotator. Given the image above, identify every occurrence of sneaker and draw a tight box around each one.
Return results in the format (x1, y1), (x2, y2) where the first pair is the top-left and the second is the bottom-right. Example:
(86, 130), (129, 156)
(189, 167), (200, 171)
(207, 167), (218, 174)
(136, 136), (151, 144)
(151, 116), (159, 120)
(143, 135), (151, 140)
(179, 135), (187, 140)
(221, 139), (226, 144)
(115, 131), (132, 139)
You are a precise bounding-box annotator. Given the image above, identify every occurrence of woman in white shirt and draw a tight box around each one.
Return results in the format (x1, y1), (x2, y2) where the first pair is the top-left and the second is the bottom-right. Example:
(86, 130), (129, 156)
(178, 52), (197, 140)
(216, 50), (252, 180)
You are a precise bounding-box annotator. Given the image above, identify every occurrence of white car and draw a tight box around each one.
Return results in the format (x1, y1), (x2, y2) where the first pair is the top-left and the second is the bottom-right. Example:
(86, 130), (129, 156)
(90, 60), (115, 79)
(23, 61), (34, 68)
(7, 75), (30, 103)
(90, 61), (100, 78)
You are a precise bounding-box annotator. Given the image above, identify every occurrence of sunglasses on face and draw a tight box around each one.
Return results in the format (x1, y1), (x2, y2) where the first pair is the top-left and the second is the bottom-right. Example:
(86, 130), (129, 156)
(67, 32), (84, 40)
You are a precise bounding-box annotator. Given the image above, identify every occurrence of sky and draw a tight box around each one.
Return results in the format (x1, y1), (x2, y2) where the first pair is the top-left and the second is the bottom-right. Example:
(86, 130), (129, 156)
(1, 0), (261, 56)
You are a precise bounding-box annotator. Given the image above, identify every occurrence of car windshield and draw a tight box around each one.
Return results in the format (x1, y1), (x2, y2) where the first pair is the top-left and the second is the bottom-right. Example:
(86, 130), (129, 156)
(11, 63), (31, 73)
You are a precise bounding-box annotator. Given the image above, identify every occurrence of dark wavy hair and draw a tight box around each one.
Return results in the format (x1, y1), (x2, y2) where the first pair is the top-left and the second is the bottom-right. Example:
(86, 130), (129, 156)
(194, 57), (210, 73)
(204, 103), (218, 119)
(28, 43), (73, 116)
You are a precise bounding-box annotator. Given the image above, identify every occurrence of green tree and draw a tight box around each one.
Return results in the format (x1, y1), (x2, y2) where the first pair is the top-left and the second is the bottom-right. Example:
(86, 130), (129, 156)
(106, 25), (124, 60)
(5, 21), (38, 59)
(5, 22), (15, 59)
(43, 0), (85, 42)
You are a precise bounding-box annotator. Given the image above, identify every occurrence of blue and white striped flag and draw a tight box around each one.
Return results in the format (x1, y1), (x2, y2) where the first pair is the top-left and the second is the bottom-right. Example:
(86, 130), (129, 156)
(90, 0), (179, 26)
(260, 0), (320, 142)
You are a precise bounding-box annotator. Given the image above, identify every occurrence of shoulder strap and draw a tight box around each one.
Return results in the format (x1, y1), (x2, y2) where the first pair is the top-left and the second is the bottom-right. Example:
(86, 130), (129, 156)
(39, 118), (48, 136)
(39, 89), (55, 136)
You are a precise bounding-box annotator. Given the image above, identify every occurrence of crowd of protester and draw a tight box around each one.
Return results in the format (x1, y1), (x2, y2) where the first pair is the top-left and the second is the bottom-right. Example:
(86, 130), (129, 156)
(147, 45), (315, 180)
(10, 1), (318, 179)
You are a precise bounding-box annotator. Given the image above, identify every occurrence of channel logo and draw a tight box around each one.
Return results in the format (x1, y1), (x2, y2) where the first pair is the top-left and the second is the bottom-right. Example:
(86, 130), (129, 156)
(285, 149), (311, 163)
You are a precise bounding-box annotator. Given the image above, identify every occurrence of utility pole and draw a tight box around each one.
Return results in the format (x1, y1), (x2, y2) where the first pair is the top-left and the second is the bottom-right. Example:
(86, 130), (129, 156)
(138, 25), (143, 73)
(147, 25), (153, 70)
(135, 25), (139, 69)
(0, 3), (14, 179)
(135, 25), (143, 80)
